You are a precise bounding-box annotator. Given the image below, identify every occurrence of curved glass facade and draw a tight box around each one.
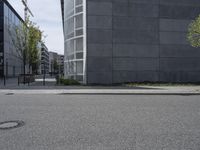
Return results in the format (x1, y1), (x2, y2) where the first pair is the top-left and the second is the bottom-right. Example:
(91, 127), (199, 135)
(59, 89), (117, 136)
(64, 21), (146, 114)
(64, 0), (86, 83)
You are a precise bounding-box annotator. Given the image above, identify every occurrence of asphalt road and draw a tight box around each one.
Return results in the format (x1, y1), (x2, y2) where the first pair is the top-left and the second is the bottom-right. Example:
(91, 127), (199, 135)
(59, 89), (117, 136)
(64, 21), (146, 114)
(0, 94), (200, 150)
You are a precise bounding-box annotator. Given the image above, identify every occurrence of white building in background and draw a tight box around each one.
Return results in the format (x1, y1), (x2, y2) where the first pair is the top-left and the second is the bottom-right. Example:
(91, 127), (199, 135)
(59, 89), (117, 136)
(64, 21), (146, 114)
(38, 43), (49, 74)
(49, 51), (58, 74)
(49, 51), (64, 75)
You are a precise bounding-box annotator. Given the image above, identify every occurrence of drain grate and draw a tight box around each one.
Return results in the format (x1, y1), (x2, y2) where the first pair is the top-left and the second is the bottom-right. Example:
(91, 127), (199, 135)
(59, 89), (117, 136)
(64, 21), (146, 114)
(0, 121), (24, 130)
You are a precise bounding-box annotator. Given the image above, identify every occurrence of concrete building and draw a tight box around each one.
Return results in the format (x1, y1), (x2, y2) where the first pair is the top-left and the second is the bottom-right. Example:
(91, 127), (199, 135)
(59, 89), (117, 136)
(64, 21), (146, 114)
(49, 51), (64, 75)
(0, 0), (24, 78)
(61, 0), (200, 84)
(38, 43), (49, 74)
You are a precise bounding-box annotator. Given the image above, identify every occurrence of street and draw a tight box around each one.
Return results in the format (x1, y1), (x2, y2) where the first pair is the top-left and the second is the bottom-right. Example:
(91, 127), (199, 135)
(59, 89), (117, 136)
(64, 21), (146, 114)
(0, 94), (200, 149)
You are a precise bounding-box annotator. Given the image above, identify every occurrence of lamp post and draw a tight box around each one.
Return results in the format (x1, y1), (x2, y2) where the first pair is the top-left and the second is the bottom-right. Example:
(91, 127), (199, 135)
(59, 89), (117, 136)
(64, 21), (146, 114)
(4, 58), (8, 86)
(43, 62), (46, 86)
(6, 58), (8, 77)
(51, 61), (53, 77)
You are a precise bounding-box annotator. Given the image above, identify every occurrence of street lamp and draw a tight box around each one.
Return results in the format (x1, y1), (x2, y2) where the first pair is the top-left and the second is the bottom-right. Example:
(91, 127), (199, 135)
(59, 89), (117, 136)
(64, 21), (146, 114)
(43, 62), (46, 86)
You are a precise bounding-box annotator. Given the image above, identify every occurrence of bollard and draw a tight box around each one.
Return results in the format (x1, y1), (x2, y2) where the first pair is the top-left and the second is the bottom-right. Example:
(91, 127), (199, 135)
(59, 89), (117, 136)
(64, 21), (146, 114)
(18, 76), (20, 86)
(43, 74), (45, 86)
(28, 76), (31, 86)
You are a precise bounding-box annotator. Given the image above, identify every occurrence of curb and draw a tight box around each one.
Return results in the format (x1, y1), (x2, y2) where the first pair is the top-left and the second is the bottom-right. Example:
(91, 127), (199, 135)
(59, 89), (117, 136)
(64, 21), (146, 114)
(0, 89), (200, 95)
(58, 93), (200, 96)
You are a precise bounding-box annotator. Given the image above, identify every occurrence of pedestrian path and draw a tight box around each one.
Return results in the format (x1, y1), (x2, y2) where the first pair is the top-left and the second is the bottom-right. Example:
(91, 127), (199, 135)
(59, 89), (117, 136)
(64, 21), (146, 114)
(0, 78), (19, 88)
(0, 76), (57, 89)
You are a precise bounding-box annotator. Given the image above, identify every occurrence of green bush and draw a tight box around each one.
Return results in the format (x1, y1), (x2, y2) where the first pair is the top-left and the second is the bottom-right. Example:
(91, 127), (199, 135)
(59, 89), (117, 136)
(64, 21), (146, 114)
(57, 77), (80, 85)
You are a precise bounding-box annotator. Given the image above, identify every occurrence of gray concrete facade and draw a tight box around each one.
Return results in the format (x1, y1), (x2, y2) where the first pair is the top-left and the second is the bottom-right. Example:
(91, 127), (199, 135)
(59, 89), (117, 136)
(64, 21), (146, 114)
(62, 0), (200, 84)
(86, 0), (200, 84)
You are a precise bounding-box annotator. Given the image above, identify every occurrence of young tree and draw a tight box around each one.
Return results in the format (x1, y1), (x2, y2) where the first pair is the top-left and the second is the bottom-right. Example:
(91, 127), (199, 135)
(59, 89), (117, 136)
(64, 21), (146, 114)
(27, 22), (42, 74)
(10, 18), (42, 76)
(53, 59), (59, 74)
(9, 19), (29, 77)
(187, 15), (200, 47)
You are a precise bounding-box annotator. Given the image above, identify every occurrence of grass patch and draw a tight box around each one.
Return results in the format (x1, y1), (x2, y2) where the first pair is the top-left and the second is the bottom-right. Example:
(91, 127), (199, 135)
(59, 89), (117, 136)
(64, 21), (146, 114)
(125, 82), (200, 87)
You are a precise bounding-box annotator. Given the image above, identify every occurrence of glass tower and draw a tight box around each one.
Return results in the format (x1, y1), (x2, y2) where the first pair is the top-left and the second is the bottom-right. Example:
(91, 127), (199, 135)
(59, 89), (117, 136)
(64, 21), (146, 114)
(63, 0), (86, 83)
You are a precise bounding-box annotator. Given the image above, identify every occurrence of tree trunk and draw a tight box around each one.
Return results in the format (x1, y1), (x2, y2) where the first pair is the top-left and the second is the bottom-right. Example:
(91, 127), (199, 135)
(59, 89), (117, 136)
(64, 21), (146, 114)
(23, 51), (26, 84)
(23, 61), (26, 84)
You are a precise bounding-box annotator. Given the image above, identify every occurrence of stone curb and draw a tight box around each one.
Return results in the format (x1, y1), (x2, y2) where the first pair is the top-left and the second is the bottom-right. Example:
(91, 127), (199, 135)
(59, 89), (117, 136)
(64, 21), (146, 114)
(0, 89), (200, 95)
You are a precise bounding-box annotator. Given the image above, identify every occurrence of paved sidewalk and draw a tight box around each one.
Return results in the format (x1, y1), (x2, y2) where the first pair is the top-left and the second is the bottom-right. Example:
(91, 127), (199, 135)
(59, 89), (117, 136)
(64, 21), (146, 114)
(1, 77), (200, 95)
(0, 78), (19, 88)
(0, 85), (200, 95)
(0, 76), (57, 89)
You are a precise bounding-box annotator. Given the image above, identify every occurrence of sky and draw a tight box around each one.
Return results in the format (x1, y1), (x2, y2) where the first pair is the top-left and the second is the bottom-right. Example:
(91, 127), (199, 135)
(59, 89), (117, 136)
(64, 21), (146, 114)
(8, 0), (64, 54)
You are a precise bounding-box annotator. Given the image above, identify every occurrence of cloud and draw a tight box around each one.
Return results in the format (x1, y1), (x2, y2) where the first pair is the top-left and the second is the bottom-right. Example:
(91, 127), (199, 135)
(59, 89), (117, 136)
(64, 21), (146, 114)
(7, 0), (64, 54)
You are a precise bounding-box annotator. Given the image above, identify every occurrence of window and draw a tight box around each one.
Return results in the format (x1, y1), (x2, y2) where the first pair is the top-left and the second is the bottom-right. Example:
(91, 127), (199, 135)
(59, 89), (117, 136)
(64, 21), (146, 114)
(75, 29), (83, 36)
(76, 61), (83, 74)
(75, 14), (83, 28)
(76, 6), (83, 13)
(76, 0), (82, 6)
(76, 37), (83, 51)
(76, 52), (83, 59)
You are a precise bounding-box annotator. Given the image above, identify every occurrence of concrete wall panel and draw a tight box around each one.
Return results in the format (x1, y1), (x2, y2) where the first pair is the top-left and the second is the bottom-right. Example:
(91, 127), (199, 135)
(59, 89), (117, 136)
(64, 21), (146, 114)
(87, 57), (112, 72)
(160, 45), (200, 58)
(87, 44), (112, 57)
(159, 5), (200, 19)
(87, 71), (112, 84)
(87, 1), (112, 16)
(160, 19), (191, 32)
(113, 44), (159, 57)
(113, 71), (137, 83)
(87, 29), (112, 44)
(113, 30), (159, 44)
(160, 32), (188, 45)
(160, 71), (200, 83)
(160, 58), (200, 71)
(88, 16), (112, 29)
(86, 0), (200, 84)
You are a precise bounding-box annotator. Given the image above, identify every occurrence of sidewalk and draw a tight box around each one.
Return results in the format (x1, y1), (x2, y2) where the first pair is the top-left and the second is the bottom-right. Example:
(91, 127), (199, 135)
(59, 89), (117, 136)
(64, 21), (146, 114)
(0, 76), (57, 89)
(0, 85), (200, 95)
(1, 77), (200, 95)
(0, 78), (19, 88)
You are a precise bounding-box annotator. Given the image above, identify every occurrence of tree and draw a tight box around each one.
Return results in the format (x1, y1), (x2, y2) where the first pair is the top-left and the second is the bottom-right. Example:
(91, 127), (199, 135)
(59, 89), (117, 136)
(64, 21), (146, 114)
(53, 59), (59, 74)
(9, 19), (29, 77)
(27, 22), (42, 74)
(10, 18), (42, 76)
(187, 15), (200, 47)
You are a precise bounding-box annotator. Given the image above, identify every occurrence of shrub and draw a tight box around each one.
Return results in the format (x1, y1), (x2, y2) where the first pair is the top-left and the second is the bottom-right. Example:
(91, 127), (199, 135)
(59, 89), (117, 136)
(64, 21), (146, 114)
(57, 77), (80, 85)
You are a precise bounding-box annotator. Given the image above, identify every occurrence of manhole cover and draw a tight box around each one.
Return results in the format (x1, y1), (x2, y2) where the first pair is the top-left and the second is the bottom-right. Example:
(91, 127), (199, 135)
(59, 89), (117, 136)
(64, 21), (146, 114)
(5, 93), (14, 95)
(0, 121), (24, 130)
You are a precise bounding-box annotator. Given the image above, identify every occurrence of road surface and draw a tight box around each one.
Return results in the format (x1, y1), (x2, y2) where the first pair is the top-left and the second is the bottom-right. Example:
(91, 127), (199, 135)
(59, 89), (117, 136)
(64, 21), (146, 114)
(0, 94), (200, 149)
